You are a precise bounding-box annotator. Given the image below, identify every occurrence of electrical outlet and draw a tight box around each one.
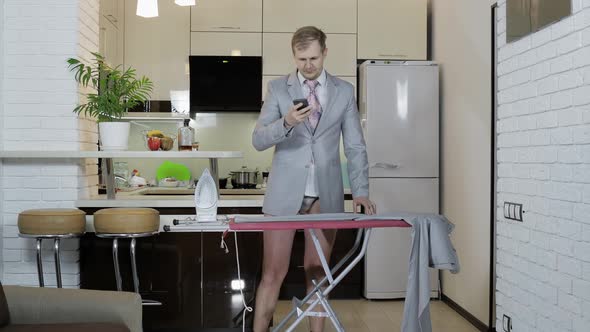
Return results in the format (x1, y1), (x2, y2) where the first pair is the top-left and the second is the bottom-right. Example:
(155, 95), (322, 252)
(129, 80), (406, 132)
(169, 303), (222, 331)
(502, 314), (512, 332)
(504, 202), (524, 221)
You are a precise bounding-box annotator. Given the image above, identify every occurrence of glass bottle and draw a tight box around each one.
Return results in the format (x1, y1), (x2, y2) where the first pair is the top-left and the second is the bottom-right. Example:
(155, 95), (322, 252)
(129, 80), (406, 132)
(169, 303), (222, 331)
(178, 119), (194, 151)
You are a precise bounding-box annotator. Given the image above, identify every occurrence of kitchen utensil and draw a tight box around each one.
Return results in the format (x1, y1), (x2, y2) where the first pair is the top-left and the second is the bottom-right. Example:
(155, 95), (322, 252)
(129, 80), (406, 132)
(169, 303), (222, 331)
(229, 166), (259, 189)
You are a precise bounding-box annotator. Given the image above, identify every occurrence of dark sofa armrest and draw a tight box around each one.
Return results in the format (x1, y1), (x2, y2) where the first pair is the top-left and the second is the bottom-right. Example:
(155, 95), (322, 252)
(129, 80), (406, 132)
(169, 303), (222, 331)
(3, 286), (142, 332)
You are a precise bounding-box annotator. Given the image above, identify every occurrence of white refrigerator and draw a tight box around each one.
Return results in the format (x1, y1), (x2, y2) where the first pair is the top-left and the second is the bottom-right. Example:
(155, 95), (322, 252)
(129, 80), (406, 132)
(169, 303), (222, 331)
(359, 60), (440, 299)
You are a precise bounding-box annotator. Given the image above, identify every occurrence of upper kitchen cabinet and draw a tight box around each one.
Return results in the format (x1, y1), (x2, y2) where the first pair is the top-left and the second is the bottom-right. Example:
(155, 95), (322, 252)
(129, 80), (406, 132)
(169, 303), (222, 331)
(358, 0), (427, 60)
(190, 0), (262, 32)
(100, 0), (123, 28)
(263, 0), (356, 33)
(125, 0), (190, 101)
(99, 14), (123, 67)
(191, 32), (262, 56)
(263, 33), (356, 76)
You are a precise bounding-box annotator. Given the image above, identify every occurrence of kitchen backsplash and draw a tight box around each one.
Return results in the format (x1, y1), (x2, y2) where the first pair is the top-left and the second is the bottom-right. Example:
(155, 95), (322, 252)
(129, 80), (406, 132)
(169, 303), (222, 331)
(117, 112), (349, 187)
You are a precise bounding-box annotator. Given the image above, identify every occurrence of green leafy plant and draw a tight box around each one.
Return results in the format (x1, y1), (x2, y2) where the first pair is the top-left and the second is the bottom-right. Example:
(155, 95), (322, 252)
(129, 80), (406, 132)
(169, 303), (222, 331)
(66, 52), (153, 122)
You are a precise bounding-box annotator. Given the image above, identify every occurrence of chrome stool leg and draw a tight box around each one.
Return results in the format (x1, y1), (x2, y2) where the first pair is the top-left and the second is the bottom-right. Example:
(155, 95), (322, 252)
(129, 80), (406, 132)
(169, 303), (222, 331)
(130, 238), (140, 293)
(53, 238), (62, 288)
(129, 237), (161, 306)
(35, 238), (44, 287)
(112, 238), (123, 291)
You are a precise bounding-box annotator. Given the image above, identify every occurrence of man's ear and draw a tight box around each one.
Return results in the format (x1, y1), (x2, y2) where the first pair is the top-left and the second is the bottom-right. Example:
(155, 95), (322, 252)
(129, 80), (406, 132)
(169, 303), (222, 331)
(323, 47), (328, 57)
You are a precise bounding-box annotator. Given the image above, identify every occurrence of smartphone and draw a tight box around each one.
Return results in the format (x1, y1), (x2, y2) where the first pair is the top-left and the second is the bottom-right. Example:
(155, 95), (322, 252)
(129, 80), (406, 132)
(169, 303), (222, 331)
(293, 98), (309, 110)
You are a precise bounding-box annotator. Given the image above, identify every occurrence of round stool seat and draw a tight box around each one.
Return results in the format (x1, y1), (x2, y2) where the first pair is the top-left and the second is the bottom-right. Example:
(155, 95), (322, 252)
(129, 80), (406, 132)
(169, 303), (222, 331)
(94, 208), (159, 234)
(18, 208), (86, 236)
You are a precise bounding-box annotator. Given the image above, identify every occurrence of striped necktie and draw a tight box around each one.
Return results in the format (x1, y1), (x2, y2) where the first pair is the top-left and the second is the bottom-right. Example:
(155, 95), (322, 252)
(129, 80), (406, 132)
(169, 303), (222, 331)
(305, 79), (321, 131)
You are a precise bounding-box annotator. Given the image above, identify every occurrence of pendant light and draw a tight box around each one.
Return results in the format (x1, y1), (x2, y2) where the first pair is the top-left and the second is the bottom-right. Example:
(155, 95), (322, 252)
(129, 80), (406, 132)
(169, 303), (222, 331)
(175, 0), (196, 6)
(136, 0), (158, 18)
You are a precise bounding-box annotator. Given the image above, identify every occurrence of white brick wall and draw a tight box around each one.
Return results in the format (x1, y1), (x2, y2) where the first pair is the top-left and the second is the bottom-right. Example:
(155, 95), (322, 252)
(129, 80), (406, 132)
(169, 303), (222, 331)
(0, 0), (99, 287)
(1, 0), (6, 279)
(497, 1), (590, 331)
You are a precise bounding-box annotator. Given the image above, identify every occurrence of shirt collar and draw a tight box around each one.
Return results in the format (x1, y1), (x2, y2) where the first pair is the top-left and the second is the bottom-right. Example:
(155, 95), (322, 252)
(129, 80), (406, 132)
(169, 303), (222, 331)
(297, 69), (326, 87)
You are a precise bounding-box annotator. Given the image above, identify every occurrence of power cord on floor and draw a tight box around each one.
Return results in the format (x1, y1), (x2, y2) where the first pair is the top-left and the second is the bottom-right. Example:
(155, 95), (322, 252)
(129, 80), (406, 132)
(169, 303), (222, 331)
(221, 231), (253, 332)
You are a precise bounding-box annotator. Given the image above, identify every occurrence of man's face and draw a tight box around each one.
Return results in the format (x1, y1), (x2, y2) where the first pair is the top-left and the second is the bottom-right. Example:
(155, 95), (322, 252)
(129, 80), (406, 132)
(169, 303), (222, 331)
(293, 40), (327, 81)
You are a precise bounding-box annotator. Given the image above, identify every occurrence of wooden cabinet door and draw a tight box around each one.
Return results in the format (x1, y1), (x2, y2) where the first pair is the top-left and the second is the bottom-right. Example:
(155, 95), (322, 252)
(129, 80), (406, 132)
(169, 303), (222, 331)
(263, 0), (356, 33)
(101, 0), (119, 27)
(190, 0), (262, 32)
(125, 0), (190, 100)
(358, 0), (427, 60)
(190, 32), (262, 56)
(99, 15), (120, 67)
(263, 33), (356, 76)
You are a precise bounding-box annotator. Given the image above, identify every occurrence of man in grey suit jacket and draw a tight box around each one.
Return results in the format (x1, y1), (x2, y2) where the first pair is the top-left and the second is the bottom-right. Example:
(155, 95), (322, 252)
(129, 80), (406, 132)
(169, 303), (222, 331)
(252, 26), (376, 332)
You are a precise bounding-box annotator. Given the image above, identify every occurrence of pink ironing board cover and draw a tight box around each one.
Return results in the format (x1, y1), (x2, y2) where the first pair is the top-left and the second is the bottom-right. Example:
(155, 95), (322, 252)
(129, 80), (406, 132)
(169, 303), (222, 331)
(228, 218), (411, 231)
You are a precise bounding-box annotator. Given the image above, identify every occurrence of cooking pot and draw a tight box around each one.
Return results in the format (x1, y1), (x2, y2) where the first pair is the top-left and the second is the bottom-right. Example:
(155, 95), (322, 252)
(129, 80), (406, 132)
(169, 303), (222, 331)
(230, 166), (259, 189)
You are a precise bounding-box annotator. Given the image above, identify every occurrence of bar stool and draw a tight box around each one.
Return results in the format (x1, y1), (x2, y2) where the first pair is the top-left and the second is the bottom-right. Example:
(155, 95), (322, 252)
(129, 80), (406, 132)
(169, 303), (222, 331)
(93, 207), (160, 305)
(17, 208), (86, 288)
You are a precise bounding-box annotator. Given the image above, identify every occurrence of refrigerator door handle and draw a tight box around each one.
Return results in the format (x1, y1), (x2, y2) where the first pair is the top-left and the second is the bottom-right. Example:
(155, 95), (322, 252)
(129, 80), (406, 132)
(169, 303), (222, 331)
(370, 162), (399, 169)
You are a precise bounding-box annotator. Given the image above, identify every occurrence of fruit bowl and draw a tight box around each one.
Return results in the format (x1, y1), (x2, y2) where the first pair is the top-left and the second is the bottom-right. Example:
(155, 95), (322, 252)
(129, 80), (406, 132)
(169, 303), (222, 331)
(143, 130), (177, 151)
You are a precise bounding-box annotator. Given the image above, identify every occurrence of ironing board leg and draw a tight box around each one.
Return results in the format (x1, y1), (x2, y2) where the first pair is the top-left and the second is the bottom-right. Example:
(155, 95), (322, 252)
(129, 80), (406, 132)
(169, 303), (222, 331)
(272, 229), (364, 332)
(280, 229), (373, 332)
(308, 229), (334, 284)
(314, 280), (345, 332)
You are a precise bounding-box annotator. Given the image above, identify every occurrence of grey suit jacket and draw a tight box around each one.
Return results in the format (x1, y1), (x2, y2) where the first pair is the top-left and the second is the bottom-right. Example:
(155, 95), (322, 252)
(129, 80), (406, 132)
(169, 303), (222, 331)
(252, 71), (369, 216)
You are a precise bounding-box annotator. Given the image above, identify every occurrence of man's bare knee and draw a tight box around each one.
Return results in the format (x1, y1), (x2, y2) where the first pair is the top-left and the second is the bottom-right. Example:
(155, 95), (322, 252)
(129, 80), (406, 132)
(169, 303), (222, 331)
(261, 268), (288, 288)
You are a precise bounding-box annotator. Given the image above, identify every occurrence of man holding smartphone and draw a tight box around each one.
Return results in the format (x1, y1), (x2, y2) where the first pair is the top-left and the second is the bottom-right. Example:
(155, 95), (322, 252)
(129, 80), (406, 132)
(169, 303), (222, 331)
(252, 26), (375, 332)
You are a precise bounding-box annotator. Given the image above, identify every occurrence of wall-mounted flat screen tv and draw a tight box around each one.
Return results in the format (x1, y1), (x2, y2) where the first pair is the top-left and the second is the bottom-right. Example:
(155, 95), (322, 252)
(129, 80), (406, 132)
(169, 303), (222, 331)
(190, 56), (262, 112)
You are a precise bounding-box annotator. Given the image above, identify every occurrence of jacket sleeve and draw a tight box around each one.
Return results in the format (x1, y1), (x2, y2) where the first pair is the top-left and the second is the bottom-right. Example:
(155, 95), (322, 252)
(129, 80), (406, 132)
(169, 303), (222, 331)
(341, 88), (370, 198)
(252, 81), (293, 151)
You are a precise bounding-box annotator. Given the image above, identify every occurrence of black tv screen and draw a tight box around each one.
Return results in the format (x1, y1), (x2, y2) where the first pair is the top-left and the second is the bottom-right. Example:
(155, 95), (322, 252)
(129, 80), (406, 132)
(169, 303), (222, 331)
(190, 56), (262, 112)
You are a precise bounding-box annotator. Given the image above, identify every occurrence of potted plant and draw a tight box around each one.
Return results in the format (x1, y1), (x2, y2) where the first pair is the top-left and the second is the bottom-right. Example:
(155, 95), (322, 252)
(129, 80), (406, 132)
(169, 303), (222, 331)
(66, 52), (153, 151)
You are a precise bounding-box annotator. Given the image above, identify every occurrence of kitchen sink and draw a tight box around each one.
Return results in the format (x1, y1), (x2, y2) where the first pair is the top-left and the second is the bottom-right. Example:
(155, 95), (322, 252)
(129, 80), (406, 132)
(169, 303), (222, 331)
(131, 187), (266, 195)
(138, 188), (193, 195)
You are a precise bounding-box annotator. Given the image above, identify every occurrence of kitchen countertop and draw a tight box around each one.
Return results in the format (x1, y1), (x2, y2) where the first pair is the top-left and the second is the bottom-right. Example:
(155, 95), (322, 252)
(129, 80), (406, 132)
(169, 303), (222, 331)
(76, 187), (352, 208)
(76, 194), (264, 208)
(0, 150), (243, 159)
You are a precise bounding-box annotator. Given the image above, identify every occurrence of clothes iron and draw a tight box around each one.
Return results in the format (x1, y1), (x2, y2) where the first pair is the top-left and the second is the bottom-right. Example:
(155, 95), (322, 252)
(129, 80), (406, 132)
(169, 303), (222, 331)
(194, 168), (218, 222)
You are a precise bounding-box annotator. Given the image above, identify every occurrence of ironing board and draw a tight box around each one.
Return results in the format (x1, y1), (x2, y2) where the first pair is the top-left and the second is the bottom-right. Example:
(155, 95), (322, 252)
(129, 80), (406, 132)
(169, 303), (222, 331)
(229, 217), (410, 332)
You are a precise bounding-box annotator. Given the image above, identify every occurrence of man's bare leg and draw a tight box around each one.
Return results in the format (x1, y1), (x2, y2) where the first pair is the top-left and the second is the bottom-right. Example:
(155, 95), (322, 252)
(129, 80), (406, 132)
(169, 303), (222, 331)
(253, 229), (296, 332)
(303, 200), (337, 332)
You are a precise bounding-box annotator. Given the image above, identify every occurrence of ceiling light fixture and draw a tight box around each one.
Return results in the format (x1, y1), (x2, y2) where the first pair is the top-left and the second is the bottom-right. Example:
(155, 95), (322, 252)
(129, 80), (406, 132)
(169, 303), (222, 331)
(175, 0), (196, 6)
(136, 0), (158, 18)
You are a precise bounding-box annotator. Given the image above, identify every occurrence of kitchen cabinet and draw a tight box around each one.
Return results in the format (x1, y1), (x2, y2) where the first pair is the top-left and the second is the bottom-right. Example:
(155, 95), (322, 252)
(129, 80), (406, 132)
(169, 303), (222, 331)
(358, 0), (427, 60)
(190, 0), (262, 32)
(100, 0), (123, 28)
(80, 231), (262, 329)
(125, 0), (190, 100)
(262, 0), (356, 33)
(190, 32), (262, 56)
(262, 33), (356, 76)
(263, 75), (356, 101)
(99, 14), (123, 67)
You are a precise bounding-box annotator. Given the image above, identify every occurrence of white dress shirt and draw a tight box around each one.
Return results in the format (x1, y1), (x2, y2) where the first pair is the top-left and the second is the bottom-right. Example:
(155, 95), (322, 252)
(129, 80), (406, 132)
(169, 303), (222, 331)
(297, 69), (327, 197)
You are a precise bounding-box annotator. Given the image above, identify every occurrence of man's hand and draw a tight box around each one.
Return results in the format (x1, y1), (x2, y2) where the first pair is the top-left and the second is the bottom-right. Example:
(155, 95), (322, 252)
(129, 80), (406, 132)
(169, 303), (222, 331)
(284, 103), (312, 128)
(353, 196), (376, 215)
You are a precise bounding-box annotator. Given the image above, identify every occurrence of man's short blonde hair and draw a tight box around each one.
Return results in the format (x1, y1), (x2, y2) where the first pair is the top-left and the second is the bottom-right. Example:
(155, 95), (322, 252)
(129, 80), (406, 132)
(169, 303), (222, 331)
(291, 26), (327, 54)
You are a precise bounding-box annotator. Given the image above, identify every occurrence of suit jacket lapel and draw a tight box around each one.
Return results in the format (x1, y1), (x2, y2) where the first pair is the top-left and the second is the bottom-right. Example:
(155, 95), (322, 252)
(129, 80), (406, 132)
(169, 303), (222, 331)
(314, 73), (339, 137)
(287, 71), (313, 136)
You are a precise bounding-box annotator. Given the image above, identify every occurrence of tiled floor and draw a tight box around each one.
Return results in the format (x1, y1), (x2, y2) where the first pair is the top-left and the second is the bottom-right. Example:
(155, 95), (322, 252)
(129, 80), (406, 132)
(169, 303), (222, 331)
(273, 299), (480, 332)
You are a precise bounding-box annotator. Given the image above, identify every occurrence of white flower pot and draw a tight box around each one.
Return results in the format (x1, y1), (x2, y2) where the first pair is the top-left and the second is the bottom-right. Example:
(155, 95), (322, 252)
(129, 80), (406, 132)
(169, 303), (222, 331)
(99, 122), (130, 151)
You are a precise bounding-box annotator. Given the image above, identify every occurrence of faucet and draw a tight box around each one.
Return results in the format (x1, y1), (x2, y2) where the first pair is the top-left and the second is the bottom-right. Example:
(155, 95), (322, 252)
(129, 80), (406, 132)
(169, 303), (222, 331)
(114, 175), (129, 188)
